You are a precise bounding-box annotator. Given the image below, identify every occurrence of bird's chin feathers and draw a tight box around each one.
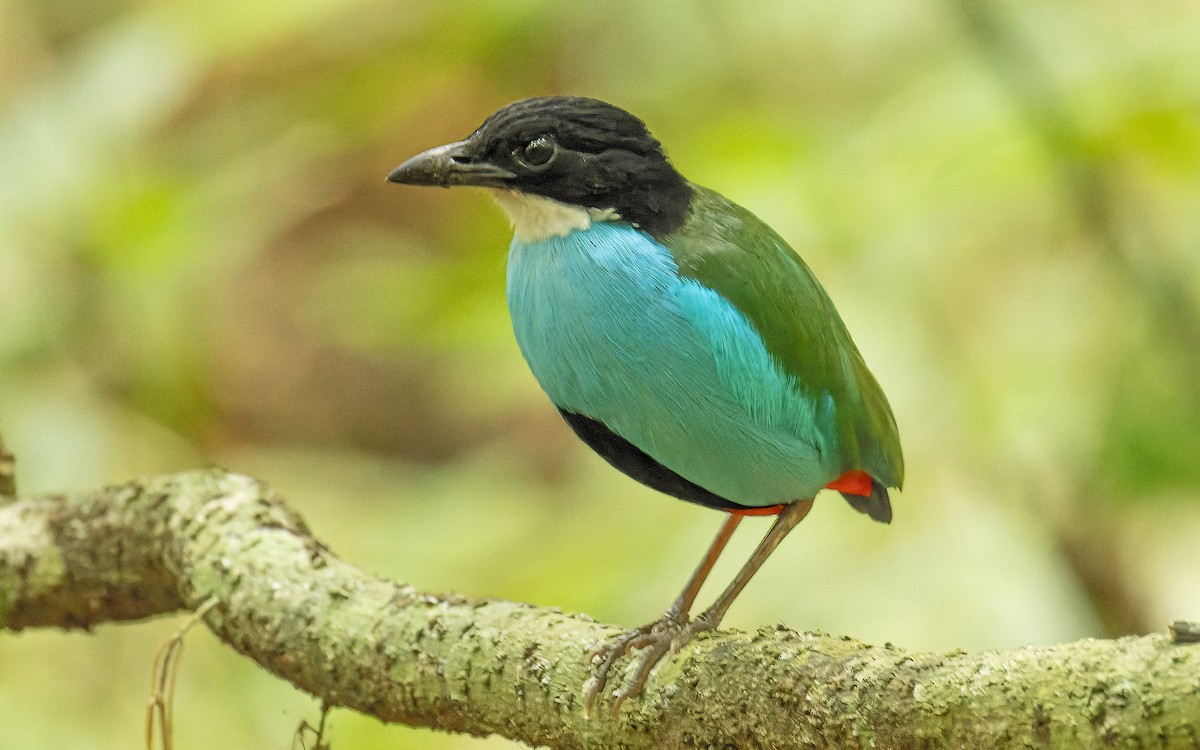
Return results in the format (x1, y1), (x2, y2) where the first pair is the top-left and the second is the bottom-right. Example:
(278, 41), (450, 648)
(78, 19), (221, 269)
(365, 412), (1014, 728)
(490, 189), (620, 243)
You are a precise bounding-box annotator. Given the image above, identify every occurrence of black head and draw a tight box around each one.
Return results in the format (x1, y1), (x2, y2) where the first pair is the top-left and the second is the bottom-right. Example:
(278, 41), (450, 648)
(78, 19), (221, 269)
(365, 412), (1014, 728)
(387, 97), (692, 238)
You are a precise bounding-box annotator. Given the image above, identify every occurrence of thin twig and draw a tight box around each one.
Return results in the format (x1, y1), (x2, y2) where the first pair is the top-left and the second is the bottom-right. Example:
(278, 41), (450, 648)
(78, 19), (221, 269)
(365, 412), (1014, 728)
(0, 434), (15, 502)
(293, 703), (333, 750)
(146, 598), (220, 750)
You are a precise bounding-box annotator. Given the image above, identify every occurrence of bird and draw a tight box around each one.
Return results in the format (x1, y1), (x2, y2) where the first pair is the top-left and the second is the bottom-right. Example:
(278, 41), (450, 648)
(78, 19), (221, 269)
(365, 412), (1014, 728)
(387, 96), (903, 712)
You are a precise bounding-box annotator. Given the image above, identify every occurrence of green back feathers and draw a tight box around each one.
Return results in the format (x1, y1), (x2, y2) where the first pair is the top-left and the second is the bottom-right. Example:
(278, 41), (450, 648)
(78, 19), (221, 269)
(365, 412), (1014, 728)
(665, 185), (904, 490)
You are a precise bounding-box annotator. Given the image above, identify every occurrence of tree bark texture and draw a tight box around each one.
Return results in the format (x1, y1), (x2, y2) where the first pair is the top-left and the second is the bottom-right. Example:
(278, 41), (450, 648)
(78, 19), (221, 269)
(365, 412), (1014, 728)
(1, 469), (1197, 749)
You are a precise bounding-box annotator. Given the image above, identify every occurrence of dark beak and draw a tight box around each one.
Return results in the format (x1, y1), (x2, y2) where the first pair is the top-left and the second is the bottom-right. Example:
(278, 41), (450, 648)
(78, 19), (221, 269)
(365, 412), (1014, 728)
(386, 139), (516, 188)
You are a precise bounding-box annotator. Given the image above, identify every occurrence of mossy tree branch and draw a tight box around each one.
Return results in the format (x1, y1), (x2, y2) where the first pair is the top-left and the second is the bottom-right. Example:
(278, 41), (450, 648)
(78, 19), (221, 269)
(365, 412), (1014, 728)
(1, 469), (1197, 749)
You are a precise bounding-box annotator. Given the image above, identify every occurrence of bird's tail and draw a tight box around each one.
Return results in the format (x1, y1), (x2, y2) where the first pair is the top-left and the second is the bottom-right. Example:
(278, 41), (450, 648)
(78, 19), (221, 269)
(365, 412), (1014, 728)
(842, 480), (892, 524)
(827, 470), (893, 524)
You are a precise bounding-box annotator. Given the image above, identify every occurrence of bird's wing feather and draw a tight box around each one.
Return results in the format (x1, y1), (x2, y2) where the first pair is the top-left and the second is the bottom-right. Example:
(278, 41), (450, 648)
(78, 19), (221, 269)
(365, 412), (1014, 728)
(663, 184), (903, 490)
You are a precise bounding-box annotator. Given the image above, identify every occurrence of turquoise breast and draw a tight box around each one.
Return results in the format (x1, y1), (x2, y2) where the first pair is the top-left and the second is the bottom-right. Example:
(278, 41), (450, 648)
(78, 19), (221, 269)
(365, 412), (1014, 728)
(505, 222), (837, 506)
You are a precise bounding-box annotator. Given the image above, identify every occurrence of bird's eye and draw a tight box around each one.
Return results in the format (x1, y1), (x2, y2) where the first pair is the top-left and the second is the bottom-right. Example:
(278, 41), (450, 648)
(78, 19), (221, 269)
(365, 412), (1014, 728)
(516, 136), (557, 170)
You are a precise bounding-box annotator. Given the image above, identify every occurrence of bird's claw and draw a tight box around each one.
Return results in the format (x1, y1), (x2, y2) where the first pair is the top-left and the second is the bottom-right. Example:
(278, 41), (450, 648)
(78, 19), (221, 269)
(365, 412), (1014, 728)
(583, 613), (716, 717)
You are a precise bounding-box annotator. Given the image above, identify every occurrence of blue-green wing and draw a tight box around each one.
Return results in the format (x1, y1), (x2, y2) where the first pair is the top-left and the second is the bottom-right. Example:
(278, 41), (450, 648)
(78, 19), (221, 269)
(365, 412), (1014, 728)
(665, 184), (904, 492)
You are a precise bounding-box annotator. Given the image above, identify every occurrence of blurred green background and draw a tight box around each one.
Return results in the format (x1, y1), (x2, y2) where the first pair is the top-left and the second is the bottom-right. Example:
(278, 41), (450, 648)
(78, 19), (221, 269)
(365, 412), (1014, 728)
(2, 0), (1198, 747)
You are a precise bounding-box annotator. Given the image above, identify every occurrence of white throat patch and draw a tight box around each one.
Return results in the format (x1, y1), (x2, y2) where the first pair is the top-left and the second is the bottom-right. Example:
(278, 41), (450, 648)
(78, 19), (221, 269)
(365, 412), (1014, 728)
(490, 190), (620, 243)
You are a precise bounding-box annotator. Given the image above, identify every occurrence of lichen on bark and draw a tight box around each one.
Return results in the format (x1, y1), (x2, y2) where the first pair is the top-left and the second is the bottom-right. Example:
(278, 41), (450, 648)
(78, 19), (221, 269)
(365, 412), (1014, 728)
(1, 469), (1198, 749)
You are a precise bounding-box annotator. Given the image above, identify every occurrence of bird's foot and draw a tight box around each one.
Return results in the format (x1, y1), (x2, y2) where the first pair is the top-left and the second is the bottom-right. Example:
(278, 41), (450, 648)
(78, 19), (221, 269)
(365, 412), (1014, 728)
(583, 612), (715, 717)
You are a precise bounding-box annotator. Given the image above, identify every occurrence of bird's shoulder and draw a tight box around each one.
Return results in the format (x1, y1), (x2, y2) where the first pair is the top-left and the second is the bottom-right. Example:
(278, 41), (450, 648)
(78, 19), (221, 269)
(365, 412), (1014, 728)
(662, 184), (853, 390)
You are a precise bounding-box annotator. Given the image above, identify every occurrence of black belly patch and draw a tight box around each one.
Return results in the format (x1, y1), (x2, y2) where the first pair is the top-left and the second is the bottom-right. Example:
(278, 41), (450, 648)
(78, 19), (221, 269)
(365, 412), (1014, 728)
(557, 409), (758, 513)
